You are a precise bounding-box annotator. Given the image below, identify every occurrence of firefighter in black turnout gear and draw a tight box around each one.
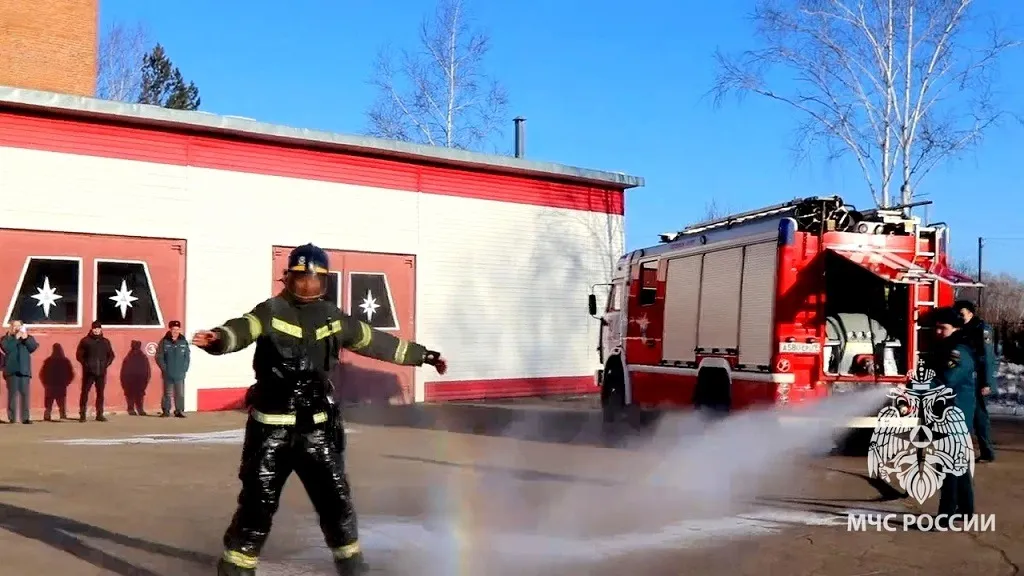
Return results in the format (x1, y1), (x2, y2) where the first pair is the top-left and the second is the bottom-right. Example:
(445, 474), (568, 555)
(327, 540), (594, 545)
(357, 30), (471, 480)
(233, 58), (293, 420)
(194, 244), (448, 576)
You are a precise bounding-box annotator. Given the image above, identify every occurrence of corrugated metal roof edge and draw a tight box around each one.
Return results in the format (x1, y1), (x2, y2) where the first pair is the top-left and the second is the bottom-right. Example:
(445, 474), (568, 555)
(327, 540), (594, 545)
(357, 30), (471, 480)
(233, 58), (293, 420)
(0, 86), (645, 190)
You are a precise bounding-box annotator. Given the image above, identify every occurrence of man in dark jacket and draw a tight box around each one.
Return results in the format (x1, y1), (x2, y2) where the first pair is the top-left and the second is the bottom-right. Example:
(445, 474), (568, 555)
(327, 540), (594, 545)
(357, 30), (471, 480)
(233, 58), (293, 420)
(1, 320), (39, 424)
(76, 321), (115, 422)
(156, 320), (190, 418)
(927, 307), (977, 518)
(954, 300), (997, 462)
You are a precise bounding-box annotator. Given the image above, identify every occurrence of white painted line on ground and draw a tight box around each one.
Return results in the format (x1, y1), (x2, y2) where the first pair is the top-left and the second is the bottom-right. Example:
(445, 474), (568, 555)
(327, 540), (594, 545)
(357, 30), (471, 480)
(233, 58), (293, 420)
(46, 427), (359, 446)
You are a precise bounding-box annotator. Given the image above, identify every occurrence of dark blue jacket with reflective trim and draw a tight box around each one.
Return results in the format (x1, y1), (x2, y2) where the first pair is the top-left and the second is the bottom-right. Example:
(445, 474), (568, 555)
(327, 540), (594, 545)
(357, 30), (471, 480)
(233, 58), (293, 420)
(202, 293), (430, 414)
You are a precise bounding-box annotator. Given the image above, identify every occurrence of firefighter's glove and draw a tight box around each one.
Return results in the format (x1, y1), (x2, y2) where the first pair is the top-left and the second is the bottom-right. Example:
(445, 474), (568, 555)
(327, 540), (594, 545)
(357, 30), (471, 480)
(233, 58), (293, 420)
(424, 350), (448, 375)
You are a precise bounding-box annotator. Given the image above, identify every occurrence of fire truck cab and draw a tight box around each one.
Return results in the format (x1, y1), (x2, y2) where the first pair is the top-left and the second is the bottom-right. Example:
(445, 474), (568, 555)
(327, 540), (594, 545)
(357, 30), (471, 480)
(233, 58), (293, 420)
(588, 196), (981, 426)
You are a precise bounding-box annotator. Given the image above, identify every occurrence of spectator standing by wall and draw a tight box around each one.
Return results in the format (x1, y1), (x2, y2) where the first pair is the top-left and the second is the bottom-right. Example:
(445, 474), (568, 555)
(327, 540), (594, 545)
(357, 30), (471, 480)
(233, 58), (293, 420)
(0, 321), (39, 424)
(955, 300), (998, 463)
(76, 321), (114, 422)
(156, 320), (190, 418)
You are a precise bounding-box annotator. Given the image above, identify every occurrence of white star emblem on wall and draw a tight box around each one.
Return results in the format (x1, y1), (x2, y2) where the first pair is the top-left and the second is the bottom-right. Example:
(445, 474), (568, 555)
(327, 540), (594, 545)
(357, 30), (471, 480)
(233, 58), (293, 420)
(31, 276), (63, 318)
(359, 290), (380, 321)
(109, 279), (138, 318)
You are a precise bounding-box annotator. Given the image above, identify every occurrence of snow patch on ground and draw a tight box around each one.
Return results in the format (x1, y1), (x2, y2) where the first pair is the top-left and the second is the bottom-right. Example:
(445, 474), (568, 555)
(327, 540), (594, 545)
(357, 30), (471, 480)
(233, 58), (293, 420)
(257, 508), (852, 575)
(991, 360), (1024, 418)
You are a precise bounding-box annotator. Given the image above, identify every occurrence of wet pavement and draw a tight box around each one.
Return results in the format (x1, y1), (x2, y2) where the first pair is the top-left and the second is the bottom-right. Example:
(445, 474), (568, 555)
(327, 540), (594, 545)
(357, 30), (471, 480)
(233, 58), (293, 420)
(0, 400), (1021, 575)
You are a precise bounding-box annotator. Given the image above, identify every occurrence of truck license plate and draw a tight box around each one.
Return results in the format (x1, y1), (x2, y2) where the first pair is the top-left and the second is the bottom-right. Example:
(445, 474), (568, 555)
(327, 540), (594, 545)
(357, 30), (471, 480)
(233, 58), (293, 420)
(779, 342), (822, 354)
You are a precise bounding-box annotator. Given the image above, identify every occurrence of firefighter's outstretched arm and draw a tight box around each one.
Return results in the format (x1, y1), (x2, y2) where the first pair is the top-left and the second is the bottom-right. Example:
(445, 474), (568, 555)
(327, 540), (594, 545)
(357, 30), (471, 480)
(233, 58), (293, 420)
(193, 300), (272, 355)
(340, 315), (447, 372)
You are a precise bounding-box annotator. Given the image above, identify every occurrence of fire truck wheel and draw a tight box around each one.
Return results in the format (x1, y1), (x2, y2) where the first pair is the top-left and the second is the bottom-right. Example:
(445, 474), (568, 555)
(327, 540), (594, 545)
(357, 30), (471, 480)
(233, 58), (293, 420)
(836, 428), (872, 456)
(693, 367), (731, 416)
(601, 361), (626, 424)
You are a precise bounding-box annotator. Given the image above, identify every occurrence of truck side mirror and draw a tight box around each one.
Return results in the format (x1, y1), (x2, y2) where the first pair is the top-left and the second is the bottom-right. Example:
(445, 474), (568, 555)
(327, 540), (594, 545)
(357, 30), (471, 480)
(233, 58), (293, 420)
(588, 294), (598, 317)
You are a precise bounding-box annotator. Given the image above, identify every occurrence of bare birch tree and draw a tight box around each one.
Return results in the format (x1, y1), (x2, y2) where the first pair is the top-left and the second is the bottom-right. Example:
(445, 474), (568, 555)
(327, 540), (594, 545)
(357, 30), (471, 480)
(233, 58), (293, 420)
(712, 0), (1019, 207)
(96, 21), (152, 102)
(575, 198), (626, 282)
(365, 0), (509, 151)
(703, 198), (731, 221)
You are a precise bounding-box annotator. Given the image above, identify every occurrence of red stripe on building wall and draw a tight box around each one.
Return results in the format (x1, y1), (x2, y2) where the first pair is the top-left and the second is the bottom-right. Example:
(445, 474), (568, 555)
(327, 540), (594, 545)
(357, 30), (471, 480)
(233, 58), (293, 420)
(424, 376), (597, 401)
(0, 111), (624, 214)
(195, 376), (597, 411)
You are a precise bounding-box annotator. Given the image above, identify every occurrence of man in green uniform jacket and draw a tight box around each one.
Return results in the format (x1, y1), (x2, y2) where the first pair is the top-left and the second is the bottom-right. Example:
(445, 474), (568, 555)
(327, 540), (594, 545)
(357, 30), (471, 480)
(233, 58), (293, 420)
(954, 300), (997, 462)
(927, 307), (976, 518)
(156, 320), (190, 418)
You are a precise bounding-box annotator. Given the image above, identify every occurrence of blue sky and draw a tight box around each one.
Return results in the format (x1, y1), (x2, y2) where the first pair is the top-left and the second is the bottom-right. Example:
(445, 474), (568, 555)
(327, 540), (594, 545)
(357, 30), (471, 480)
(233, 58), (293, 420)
(101, 0), (1024, 275)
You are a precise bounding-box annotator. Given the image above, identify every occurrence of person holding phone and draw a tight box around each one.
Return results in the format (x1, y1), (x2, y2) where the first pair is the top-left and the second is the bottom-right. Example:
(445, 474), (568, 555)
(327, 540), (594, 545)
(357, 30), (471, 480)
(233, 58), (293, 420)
(1, 320), (40, 424)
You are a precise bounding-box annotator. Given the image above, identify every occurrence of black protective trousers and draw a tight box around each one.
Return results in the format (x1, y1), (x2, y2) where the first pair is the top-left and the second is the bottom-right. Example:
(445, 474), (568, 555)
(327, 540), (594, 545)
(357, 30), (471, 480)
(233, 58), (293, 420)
(222, 416), (358, 560)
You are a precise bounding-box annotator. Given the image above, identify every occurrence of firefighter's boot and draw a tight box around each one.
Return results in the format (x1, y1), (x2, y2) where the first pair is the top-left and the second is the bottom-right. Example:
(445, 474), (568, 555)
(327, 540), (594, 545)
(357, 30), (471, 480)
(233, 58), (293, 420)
(334, 551), (370, 575)
(216, 558), (256, 576)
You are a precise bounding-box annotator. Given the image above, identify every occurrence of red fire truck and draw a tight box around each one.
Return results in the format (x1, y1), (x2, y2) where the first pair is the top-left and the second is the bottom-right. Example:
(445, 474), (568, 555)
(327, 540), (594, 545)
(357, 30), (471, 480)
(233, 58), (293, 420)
(588, 196), (981, 426)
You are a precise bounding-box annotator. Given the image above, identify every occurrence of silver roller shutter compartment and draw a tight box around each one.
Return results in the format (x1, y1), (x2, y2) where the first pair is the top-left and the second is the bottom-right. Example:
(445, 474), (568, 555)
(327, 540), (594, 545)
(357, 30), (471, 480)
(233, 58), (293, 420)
(697, 247), (744, 350)
(738, 242), (778, 367)
(662, 255), (703, 362)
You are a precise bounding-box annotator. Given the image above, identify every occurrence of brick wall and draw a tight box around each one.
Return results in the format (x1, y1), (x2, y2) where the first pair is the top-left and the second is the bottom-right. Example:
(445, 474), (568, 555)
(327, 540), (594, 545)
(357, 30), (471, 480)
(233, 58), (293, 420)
(0, 0), (98, 97)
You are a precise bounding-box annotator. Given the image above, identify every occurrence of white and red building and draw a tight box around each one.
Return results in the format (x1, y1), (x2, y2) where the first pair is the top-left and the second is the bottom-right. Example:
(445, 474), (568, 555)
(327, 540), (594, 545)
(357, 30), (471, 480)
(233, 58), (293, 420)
(0, 87), (642, 414)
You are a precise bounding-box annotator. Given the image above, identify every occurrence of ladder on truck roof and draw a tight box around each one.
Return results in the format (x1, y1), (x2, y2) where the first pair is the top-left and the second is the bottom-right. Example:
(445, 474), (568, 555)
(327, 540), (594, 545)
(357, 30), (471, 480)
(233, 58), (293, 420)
(913, 224), (941, 376)
(658, 196), (841, 243)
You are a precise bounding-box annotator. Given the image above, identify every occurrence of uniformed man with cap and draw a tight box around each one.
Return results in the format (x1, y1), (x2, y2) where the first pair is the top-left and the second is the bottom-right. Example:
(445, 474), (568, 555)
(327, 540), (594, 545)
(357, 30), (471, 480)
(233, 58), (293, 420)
(193, 244), (448, 576)
(926, 307), (977, 518)
(954, 300), (997, 463)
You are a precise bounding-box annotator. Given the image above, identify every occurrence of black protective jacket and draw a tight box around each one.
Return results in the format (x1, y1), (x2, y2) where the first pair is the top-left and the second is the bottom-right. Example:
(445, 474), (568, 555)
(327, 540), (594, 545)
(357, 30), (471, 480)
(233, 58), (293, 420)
(204, 293), (429, 416)
(77, 334), (115, 377)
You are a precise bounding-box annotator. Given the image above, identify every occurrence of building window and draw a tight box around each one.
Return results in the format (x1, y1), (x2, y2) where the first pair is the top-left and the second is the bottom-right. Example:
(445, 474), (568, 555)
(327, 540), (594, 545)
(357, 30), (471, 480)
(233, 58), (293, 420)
(4, 257), (82, 327)
(325, 271), (342, 309)
(348, 272), (398, 330)
(94, 260), (164, 327)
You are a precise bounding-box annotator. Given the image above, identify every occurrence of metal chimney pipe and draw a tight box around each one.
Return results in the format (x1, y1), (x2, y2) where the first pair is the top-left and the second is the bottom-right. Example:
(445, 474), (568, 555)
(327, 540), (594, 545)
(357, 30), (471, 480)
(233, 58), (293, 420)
(513, 116), (525, 158)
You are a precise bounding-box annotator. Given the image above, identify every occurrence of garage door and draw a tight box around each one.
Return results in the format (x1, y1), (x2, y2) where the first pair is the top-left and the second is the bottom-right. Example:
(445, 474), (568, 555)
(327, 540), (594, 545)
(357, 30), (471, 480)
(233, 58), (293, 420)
(271, 247), (416, 404)
(0, 229), (186, 417)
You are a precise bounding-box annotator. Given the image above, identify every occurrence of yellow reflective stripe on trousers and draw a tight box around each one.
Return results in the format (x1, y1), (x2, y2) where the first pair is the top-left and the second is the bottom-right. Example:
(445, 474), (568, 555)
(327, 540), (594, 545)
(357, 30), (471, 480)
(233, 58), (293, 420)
(271, 317), (302, 338)
(394, 339), (408, 363)
(243, 313), (262, 339)
(250, 410), (329, 426)
(223, 550), (258, 569)
(332, 541), (361, 559)
(315, 320), (343, 340)
(350, 322), (372, 351)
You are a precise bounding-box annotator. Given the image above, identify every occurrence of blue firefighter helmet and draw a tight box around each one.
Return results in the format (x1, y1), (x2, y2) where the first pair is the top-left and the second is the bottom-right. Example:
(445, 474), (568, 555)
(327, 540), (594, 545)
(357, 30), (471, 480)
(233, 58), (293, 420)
(285, 244), (330, 301)
(287, 243), (330, 274)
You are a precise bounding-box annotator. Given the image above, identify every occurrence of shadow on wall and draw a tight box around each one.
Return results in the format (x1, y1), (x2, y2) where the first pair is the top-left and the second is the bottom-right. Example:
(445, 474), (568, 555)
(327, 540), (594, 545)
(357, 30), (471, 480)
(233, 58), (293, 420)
(121, 340), (151, 408)
(420, 195), (614, 402)
(40, 343), (74, 414)
(332, 362), (403, 405)
(533, 203), (613, 372)
(439, 229), (498, 390)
